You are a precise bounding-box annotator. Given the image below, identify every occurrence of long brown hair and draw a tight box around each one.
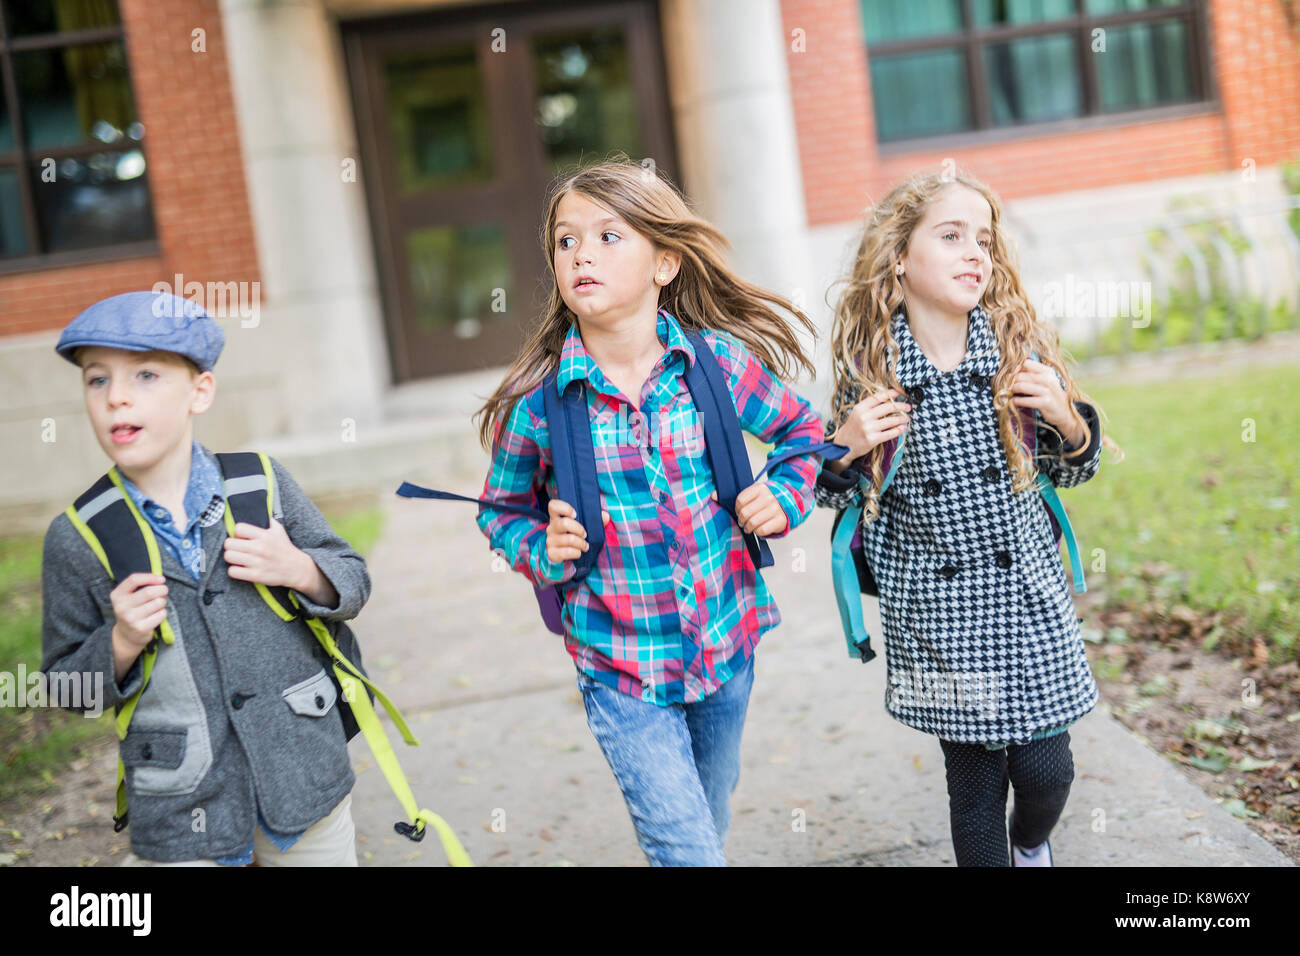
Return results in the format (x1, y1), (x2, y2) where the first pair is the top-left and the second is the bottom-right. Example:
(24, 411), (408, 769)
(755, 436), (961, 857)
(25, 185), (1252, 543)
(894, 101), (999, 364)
(827, 167), (1118, 519)
(474, 156), (817, 450)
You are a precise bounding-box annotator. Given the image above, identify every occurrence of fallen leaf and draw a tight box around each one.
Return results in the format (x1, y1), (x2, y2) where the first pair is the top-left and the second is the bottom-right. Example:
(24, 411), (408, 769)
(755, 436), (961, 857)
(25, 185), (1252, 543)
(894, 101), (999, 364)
(1220, 799), (1260, 819)
(1234, 756), (1277, 772)
(1187, 753), (1230, 773)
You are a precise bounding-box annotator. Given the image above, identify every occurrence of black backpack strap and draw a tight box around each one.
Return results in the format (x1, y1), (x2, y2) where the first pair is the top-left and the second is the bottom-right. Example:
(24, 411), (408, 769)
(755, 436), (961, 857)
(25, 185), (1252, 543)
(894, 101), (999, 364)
(66, 468), (178, 833)
(70, 473), (152, 581)
(541, 371), (605, 584)
(214, 452), (299, 617)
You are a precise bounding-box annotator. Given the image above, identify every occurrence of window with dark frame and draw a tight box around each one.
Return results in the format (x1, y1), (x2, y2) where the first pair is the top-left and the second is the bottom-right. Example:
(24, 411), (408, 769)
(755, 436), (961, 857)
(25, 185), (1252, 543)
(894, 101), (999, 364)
(862, 0), (1210, 146)
(0, 0), (156, 271)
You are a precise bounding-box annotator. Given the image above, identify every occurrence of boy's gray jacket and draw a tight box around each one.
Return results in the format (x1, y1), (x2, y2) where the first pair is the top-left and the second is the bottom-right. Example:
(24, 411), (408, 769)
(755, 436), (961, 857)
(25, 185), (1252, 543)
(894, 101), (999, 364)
(41, 450), (370, 862)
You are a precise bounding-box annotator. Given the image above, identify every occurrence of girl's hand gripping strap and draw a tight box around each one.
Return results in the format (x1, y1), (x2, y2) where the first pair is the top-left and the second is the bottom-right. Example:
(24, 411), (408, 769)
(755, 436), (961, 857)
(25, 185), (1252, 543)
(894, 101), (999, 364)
(1025, 351), (1086, 595)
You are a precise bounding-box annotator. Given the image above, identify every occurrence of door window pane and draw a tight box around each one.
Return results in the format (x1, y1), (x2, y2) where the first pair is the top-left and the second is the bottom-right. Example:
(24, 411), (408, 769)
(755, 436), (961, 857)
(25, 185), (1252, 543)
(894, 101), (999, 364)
(0, 169), (28, 257)
(533, 27), (640, 174)
(405, 222), (511, 336)
(974, 0), (1076, 25)
(1098, 19), (1193, 112)
(33, 148), (154, 251)
(5, 0), (121, 37)
(985, 32), (1082, 125)
(15, 41), (137, 150)
(861, 0), (963, 43)
(385, 45), (493, 194)
(870, 49), (972, 142)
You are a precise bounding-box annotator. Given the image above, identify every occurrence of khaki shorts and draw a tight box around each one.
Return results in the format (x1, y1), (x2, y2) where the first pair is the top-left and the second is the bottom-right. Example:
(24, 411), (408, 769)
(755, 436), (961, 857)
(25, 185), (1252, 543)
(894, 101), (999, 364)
(121, 793), (358, 867)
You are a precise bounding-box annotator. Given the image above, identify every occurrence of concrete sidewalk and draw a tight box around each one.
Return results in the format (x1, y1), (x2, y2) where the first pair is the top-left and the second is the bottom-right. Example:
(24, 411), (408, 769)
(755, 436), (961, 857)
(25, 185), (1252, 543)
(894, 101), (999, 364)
(345, 456), (1293, 867)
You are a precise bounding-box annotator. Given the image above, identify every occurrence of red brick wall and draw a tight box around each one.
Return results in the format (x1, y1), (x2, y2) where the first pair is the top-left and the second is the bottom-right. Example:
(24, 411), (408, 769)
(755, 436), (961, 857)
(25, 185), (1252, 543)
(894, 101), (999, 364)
(781, 0), (1300, 226)
(0, 0), (260, 336)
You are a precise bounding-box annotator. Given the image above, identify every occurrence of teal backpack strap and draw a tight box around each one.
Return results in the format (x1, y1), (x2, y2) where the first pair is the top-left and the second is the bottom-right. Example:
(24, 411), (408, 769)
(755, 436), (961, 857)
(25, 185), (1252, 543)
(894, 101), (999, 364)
(1025, 351), (1085, 594)
(880, 432), (905, 494)
(832, 495), (874, 661)
(830, 433), (905, 662)
(1036, 475), (1085, 594)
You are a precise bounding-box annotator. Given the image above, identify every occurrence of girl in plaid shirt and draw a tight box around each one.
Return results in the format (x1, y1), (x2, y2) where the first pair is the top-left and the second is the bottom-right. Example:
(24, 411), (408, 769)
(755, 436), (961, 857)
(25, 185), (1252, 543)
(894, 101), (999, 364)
(474, 159), (825, 866)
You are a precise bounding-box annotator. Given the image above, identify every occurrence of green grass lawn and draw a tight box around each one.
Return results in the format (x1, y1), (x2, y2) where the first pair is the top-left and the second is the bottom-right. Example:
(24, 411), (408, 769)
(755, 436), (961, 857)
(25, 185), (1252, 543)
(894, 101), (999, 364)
(0, 495), (385, 803)
(1063, 363), (1298, 662)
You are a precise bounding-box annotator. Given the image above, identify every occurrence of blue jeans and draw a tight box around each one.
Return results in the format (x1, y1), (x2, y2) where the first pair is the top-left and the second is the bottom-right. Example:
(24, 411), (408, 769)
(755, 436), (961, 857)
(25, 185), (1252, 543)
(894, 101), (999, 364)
(575, 654), (756, 867)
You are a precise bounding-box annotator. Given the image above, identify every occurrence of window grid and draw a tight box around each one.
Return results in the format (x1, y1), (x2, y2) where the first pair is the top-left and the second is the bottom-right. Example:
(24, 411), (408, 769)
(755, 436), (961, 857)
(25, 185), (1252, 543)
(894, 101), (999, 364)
(864, 0), (1212, 146)
(0, 2), (157, 273)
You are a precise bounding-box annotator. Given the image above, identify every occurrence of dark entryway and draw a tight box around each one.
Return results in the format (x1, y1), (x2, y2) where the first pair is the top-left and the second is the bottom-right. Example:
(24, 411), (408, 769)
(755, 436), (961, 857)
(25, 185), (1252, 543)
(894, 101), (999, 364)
(343, 0), (678, 381)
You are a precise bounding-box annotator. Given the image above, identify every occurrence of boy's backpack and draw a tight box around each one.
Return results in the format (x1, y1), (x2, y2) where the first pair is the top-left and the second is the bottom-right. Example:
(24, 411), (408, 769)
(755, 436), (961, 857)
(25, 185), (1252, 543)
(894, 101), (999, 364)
(398, 330), (846, 634)
(64, 451), (472, 865)
(831, 386), (1086, 664)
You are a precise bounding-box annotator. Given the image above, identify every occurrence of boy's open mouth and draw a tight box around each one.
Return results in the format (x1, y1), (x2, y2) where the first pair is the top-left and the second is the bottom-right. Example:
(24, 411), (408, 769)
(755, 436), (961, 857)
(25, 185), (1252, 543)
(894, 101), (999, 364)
(111, 423), (143, 445)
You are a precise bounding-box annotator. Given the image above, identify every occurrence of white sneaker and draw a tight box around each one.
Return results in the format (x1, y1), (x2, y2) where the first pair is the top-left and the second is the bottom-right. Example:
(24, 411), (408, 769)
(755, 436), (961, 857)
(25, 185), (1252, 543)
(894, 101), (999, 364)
(1011, 838), (1053, 867)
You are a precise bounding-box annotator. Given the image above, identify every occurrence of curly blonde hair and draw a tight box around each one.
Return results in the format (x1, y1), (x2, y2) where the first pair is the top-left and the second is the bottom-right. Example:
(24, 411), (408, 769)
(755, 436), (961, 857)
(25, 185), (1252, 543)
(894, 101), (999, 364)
(827, 168), (1116, 519)
(474, 156), (817, 451)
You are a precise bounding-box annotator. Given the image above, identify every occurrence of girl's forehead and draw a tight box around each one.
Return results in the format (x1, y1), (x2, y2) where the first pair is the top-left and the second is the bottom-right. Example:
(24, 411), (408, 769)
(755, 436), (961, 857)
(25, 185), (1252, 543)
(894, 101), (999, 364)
(554, 190), (623, 227)
(921, 184), (993, 229)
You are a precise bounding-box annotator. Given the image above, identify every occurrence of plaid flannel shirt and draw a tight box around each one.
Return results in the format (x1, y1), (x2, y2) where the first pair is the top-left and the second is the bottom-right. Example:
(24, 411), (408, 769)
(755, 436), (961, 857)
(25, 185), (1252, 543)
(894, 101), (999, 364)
(477, 308), (823, 705)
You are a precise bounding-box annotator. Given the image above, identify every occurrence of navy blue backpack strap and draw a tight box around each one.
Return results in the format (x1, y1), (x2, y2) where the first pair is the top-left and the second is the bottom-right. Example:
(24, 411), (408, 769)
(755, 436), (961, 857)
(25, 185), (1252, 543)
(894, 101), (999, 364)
(393, 483), (546, 521)
(541, 371), (605, 584)
(685, 330), (848, 569)
(682, 331), (771, 568)
(756, 440), (850, 480)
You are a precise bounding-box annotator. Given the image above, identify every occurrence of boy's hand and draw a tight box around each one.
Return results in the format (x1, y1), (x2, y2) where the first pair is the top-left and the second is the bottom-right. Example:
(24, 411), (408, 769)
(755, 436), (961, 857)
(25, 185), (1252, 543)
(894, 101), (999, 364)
(110, 572), (168, 649)
(714, 483), (788, 537)
(1012, 359), (1084, 447)
(109, 572), (167, 682)
(224, 519), (339, 608)
(545, 498), (610, 563)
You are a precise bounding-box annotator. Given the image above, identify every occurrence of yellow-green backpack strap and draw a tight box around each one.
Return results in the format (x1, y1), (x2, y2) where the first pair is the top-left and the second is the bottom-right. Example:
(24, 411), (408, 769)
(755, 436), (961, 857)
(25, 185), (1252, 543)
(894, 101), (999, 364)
(216, 451), (472, 865)
(65, 472), (175, 832)
(301, 610), (470, 863)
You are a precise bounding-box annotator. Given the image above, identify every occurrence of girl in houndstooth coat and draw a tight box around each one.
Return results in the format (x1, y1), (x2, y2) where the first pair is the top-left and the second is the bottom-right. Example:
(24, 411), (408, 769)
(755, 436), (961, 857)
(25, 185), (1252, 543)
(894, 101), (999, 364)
(815, 170), (1116, 867)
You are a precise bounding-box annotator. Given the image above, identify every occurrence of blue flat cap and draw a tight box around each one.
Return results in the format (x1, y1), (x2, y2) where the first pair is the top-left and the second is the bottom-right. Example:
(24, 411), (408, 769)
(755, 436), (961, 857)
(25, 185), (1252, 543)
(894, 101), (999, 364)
(56, 291), (225, 372)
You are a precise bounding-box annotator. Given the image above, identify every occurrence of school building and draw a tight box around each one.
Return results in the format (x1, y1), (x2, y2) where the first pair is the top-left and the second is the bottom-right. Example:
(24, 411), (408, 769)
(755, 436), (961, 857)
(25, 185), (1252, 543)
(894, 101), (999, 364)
(2, 0), (1299, 530)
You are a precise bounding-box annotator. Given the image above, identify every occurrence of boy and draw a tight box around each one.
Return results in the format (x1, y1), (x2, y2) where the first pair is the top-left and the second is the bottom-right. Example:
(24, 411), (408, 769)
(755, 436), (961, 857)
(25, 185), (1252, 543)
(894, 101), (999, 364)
(40, 290), (370, 865)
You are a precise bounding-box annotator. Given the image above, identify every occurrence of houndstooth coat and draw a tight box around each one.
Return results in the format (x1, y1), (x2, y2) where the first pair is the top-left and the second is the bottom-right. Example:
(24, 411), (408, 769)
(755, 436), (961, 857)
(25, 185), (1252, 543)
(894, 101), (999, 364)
(815, 306), (1102, 745)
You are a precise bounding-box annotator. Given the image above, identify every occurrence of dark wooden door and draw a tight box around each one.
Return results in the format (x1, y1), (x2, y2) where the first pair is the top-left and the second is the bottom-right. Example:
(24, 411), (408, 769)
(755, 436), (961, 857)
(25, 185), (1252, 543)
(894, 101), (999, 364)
(343, 0), (678, 381)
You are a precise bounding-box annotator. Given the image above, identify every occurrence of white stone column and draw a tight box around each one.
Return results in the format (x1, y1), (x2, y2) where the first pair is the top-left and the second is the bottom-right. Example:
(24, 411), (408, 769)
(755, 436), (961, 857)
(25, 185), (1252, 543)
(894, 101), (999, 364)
(659, 0), (820, 396)
(218, 0), (389, 436)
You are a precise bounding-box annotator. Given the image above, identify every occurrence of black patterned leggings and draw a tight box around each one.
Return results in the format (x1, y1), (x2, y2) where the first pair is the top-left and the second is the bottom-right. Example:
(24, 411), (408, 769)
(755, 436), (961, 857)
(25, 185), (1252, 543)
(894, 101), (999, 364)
(938, 731), (1075, 867)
